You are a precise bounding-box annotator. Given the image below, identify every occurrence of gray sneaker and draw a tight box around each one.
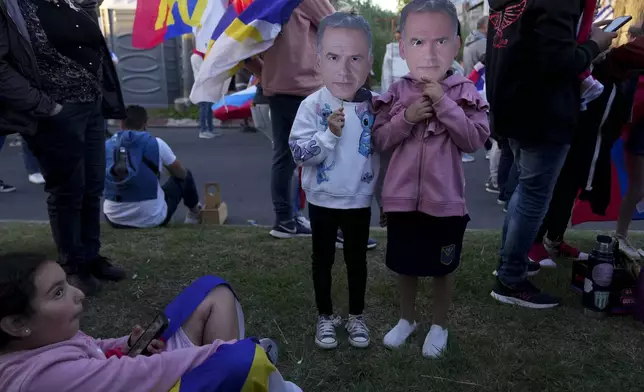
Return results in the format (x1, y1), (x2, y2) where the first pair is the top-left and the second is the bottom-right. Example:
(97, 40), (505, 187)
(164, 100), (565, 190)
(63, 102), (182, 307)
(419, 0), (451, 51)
(259, 338), (278, 365)
(315, 315), (341, 349)
(345, 315), (370, 348)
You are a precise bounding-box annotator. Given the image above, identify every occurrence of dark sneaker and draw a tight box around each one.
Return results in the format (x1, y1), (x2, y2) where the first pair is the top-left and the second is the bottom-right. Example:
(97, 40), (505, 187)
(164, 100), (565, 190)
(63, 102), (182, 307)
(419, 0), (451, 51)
(89, 256), (127, 282)
(345, 314), (370, 348)
(0, 181), (16, 193)
(336, 230), (377, 250)
(485, 180), (500, 194)
(490, 278), (560, 309)
(259, 338), (278, 365)
(269, 219), (312, 239)
(492, 261), (540, 277)
(68, 272), (101, 296)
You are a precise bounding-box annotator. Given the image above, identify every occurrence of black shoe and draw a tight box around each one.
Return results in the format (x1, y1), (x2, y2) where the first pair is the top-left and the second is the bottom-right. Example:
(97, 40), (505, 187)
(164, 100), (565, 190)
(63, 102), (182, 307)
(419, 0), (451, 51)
(0, 181), (16, 193)
(490, 278), (560, 309)
(68, 272), (101, 296)
(89, 256), (127, 282)
(269, 219), (312, 239)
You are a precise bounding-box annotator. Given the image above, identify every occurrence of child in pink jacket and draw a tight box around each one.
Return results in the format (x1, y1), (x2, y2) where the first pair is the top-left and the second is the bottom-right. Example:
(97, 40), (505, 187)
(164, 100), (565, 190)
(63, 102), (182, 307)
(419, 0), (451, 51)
(0, 253), (299, 392)
(373, 0), (489, 359)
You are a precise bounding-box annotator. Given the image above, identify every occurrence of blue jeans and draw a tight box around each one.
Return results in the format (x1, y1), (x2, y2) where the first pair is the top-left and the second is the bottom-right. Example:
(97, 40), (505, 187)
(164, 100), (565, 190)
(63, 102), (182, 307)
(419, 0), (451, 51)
(0, 135), (41, 175)
(198, 102), (214, 132)
(497, 138), (518, 203)
(497, 140), (570, 285)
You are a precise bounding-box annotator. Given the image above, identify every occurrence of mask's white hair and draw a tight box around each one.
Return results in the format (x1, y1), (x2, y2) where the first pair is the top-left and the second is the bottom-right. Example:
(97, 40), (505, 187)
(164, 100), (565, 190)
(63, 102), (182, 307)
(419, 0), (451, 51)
(399, 0), (459, 38)
(317, 8), (373, 56)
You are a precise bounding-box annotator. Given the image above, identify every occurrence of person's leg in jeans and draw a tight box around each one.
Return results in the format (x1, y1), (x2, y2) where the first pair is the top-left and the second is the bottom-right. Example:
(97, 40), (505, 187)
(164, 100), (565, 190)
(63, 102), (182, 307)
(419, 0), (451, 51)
(268, 95), (311, 238)
(22, 141), (43, 181)
(485, 139), (501, 193)
(492, 139), (569, 308)
(497, 138), (514, 203)
(198, 102), (216, 138)
(161, 170), (202, 225)
(25, 103), (101, 294)
(616, 132), (644, 259)
(309, 203), (341, 349)
(338, 207), (371, 348)
(530, 157), (588, 267)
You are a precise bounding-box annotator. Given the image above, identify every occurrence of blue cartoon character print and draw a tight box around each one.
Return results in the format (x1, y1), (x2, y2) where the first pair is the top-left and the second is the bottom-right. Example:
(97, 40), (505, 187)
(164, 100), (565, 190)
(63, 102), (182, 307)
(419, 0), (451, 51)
(355, 102), (374, 158)
(289, 140), (321, 163)
(316, 103), (333, 127)
(361, 172), (374, 184)
(316, 159), (336, 184)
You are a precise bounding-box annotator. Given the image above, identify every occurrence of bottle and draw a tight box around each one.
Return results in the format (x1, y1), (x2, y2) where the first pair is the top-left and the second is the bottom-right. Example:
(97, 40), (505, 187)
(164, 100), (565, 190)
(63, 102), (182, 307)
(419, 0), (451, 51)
(112, 147), (129, 182)
(583, 235), (615, 319)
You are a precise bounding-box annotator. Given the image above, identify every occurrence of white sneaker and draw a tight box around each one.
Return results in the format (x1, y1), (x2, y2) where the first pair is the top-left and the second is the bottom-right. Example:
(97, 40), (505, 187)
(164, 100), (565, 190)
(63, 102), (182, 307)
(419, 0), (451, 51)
(422, 325), (448, 359)
(295, 215), (311, 231)
(199, 131), (216, 139)
(345, 314), (370, 348)
(616, 235), (641, 261)
(184, 204), (202, 224)
(28, 173), (45, 185)
(383, 319), (417, 349)
(315, 315), (340, 349)
(259, 338), (278, 365)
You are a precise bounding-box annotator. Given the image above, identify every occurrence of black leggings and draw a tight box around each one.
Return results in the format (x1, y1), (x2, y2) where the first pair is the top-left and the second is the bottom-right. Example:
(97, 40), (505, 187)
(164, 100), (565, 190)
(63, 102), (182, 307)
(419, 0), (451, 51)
(309, 203), (371, 316)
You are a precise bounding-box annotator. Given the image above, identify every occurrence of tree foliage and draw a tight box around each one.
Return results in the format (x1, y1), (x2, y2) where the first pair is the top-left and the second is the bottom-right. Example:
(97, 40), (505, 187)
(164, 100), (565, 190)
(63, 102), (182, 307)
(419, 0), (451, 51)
(338, 0), (397, 85)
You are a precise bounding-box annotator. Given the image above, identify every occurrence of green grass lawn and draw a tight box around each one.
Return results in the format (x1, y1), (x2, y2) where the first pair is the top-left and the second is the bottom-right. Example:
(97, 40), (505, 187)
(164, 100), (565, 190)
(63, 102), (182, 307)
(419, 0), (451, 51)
(1, 224), (643, 391)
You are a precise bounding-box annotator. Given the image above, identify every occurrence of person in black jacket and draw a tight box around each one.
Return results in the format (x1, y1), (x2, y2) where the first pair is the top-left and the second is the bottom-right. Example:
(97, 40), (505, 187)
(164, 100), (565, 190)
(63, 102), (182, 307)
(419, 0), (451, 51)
(0, 0), (126, 296)
(486, 0), (616, 309)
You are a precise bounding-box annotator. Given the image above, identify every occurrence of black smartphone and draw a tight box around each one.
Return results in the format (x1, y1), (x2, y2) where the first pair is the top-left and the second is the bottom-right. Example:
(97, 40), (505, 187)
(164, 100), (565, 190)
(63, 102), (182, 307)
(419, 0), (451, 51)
(127, 313), (169, 357)
(603, 16), (633, 33)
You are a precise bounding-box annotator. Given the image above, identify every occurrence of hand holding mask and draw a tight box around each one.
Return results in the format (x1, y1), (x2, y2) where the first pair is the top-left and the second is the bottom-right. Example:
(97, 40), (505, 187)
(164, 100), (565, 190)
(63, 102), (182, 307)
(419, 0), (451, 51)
(328, 108), (345, 136)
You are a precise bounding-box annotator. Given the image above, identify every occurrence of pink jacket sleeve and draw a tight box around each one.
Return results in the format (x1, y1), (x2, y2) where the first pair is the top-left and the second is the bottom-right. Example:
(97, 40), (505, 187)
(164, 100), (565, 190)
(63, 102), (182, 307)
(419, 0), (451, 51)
(432, 84), (490, 153)
(93, 335), (130, 352)
(28, 341), (230, 392)
(371, 91), (416, 153)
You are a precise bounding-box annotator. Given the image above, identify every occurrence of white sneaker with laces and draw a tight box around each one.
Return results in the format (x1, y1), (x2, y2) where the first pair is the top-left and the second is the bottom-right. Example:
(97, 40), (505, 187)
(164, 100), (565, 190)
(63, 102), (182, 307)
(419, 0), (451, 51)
(345, 314), (369, 348)
(28, 173), (45, 185)
(422, 325), (448, 359)
(383, 319), (417, 349)
(616, 235), (641, 261)
(315, 315), (340, 349)
(185, 204), (202, 224)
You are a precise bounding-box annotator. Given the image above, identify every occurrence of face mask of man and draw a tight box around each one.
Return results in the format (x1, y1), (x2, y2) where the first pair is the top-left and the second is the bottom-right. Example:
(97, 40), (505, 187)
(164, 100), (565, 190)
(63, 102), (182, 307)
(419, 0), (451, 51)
(318, 27), (373, 101)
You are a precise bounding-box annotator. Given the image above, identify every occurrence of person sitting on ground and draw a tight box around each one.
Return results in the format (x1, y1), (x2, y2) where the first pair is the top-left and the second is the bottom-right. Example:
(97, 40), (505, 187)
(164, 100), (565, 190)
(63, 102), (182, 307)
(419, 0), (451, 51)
(0, 252), (301, 392)
(103, 105), (203, 228)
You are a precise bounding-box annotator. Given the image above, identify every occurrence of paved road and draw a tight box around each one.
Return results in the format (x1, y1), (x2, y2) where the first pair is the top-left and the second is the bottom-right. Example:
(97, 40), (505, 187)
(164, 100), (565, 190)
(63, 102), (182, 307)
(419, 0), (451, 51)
(1, 127), (641, 231)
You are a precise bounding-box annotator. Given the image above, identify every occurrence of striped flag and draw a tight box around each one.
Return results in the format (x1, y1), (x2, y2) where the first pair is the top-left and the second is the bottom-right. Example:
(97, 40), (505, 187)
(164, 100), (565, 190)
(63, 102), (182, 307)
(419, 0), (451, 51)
(189, 0), (303, 104)
(132, 0), (209, 49)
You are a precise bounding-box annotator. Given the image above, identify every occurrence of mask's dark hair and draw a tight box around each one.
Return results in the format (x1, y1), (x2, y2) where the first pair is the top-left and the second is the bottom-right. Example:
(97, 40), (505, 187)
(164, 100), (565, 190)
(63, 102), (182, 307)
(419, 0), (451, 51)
(123, 105), (149, 130)
(0, 253), (49, 348)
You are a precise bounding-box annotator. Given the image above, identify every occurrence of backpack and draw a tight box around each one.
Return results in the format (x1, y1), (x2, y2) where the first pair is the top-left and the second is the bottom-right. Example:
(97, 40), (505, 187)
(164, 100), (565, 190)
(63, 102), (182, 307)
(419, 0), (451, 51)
(104, 131), (160, 203)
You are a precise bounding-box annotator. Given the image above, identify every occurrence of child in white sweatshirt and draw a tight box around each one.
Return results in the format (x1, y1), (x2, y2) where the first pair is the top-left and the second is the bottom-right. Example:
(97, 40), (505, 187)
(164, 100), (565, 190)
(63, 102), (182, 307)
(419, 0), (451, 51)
(288, 9), (379, 350)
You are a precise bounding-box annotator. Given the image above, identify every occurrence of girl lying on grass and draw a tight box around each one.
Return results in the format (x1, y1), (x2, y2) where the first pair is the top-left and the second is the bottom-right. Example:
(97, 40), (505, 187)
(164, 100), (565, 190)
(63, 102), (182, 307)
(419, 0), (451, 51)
(0, 252), (300, 392)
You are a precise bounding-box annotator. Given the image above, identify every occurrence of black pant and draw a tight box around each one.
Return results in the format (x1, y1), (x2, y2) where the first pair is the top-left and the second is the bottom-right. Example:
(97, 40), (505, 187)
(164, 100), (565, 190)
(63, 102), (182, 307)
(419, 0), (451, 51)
(106, 170), (199, 228)
(161, 169), (199, 225)
(535, 153), (580, 243)
(268, 95), (304, 223)
(25, 102), (104, 273)
(309, 203), (371, 316)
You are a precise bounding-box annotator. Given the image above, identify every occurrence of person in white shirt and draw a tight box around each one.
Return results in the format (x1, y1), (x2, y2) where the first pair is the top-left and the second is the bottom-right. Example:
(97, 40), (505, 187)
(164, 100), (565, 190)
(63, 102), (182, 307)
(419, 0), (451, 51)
(289, 9), (378, 351)
(191, 50), (218, 139)
(103, 106), (202, 228)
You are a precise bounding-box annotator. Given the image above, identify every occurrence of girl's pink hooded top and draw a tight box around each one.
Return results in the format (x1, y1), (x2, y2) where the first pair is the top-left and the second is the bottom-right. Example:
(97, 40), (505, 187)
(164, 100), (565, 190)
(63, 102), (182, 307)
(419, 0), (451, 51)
(372, 73), (490, 217)
(0, 332), (228, 391)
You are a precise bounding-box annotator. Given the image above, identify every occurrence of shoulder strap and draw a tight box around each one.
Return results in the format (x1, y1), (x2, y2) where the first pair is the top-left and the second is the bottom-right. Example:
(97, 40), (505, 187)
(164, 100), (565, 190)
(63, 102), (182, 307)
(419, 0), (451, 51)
(138, 132), (160, 178)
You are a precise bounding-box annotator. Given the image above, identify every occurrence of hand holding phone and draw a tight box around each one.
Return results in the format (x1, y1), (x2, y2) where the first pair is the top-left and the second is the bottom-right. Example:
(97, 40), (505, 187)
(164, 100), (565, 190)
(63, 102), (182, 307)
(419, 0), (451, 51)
(127, 313), (169, 357)
(602, 16), (633, 33)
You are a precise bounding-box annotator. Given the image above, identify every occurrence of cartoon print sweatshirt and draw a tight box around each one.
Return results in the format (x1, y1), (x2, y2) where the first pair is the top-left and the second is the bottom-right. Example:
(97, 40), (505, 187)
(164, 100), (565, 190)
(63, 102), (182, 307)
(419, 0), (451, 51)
(289, 87), (380, 210)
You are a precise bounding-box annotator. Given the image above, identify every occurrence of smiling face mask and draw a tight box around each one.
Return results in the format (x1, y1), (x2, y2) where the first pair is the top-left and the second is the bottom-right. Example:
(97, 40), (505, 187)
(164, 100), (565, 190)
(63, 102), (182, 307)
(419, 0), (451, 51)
(400, 11), (461, 82)
(318, 27), (373, 101)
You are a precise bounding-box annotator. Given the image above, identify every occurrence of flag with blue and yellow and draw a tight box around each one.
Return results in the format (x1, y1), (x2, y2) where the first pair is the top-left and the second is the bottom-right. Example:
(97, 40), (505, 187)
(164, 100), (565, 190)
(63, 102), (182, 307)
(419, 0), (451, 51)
(132, 0), (210, 49)
(162, 276), (302, 392)
(189, 0), (304, 104)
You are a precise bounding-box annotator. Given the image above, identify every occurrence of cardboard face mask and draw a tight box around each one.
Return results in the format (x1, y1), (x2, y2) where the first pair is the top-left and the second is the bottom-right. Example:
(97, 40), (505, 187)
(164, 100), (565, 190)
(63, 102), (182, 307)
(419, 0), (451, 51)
(319, 27), (373, 101)
(400, 12), (461, 82)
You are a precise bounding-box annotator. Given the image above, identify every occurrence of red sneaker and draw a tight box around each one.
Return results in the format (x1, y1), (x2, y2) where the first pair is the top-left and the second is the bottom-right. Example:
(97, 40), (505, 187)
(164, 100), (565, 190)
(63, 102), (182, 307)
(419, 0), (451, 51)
(545, 239), (589, 260)
(529, 243), (556, 268)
